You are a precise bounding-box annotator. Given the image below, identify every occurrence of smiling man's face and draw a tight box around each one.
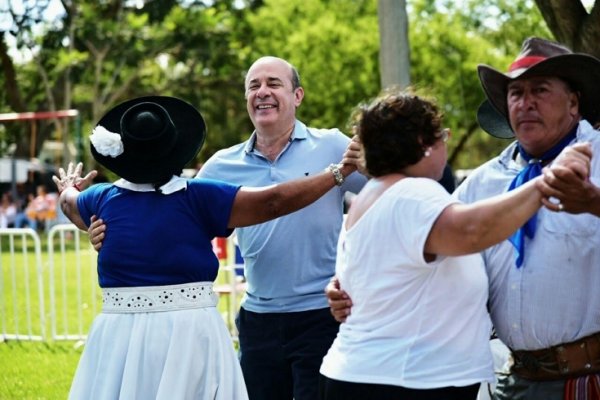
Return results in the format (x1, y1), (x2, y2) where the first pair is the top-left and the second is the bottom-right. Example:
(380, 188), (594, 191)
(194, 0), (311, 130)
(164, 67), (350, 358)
(244, 57), (303, 134)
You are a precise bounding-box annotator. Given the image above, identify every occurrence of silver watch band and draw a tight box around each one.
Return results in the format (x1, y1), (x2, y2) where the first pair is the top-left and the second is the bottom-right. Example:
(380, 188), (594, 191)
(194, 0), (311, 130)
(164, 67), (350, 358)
(327, 163), (344, 186)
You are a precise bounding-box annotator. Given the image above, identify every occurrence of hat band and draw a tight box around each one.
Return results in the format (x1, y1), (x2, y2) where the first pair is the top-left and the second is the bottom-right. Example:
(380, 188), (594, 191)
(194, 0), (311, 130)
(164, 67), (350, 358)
(509, 56), (547, 72)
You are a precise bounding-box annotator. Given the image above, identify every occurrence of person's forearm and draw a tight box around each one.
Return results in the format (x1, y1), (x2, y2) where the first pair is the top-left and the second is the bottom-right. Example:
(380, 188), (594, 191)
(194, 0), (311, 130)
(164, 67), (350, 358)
(468, 180), (542, 249)
(229, 164), (354, 227)
(267, 164), (354, 215)
(58, 188), (87, 231)
(428, 179), (542, 255)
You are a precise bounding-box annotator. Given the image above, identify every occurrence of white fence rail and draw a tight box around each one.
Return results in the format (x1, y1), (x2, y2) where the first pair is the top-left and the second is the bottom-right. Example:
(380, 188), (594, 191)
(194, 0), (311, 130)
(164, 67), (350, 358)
(0, 228), (45, 341)
(1, 225), (244, 342)
(47, 224), (98, 341)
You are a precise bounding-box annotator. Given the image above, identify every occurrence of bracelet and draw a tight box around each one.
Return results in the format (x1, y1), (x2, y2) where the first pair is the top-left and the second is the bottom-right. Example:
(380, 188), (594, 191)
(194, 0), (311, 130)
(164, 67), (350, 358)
(59, 183), (82, 196)
(327, 163), (345, 186)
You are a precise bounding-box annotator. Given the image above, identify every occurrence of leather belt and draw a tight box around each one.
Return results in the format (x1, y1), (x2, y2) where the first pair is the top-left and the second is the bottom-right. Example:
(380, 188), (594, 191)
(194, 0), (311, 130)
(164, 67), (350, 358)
(511, 332), (600, 381)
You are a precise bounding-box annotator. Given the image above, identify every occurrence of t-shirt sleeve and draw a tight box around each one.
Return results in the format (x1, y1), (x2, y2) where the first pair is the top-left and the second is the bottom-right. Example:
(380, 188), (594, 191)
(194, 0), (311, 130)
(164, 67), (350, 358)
(187, 178), (241, 238)
(390, 178), (457, 266)
(76, 183), (110, 228)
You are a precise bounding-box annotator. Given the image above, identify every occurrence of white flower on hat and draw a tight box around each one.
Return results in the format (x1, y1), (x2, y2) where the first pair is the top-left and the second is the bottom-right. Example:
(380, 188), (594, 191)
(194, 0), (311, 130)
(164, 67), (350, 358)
(90, 125), (124, 158)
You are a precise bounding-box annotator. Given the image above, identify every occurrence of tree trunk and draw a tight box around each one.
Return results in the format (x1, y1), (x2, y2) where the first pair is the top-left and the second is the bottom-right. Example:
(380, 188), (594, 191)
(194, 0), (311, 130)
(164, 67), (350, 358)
(377, 0), (411, 89)
(535, 0), (600, 57)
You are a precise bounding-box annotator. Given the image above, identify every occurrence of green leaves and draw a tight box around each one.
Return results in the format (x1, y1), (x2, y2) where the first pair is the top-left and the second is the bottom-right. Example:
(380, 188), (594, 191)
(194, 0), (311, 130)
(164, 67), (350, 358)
(1, 0), (587, 172)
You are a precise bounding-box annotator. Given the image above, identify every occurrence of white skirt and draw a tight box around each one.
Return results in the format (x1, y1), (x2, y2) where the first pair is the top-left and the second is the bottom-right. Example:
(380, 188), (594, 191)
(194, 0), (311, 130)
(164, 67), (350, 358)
(69, 282), (248, 400)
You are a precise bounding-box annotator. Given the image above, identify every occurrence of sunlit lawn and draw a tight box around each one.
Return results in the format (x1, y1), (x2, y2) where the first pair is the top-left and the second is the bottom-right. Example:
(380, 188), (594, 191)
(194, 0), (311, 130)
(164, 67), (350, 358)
(0, 340), (81, 400)
(0, 228), (238, 399)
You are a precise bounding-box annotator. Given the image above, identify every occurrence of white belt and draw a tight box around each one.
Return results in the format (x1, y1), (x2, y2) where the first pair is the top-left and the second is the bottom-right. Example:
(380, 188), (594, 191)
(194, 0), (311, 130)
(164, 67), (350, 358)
(102, 281), (218, 313)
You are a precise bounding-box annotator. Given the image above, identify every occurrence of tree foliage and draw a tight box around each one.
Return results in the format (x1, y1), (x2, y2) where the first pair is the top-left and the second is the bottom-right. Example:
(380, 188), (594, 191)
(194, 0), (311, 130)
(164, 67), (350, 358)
(0, 0), (598, 175)
(244, 0), (380, 133)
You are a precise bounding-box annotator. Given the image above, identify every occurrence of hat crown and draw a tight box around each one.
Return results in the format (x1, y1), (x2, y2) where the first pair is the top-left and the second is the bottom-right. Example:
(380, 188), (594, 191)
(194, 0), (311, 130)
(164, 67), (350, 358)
(91, 95), (206, 184)
(126, 110), (166, 137)
(509, 37), (572, 73)
(120, 102), (177, 160)
(520, 37), (571, 58)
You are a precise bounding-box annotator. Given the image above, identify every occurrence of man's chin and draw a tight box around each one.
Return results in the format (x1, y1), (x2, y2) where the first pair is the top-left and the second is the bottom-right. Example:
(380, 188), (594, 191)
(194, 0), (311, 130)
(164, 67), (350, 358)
(515, 125), (544, 141)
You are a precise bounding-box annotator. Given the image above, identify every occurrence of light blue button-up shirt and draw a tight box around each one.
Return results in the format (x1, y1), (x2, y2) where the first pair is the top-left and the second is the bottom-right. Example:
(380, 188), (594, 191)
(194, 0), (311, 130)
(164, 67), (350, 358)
(197, 120), (368, 312)
(454, 120), (600, 351)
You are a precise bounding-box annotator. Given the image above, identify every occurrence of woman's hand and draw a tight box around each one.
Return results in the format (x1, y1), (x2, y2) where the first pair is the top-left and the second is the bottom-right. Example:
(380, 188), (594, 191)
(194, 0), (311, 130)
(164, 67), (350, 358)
(325, 276), (353, 323)
(538, 143), (599, 215)
(341, 135), (368, 177)
(88, 215), (106, 251)
(52, 162), (97, 195)
(52, 162), (97, 231)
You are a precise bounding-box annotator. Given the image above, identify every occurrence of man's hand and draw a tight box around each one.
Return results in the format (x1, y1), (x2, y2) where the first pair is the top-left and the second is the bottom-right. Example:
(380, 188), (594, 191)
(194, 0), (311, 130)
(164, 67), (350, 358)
(341, 135), (368, 177)
(325, 276), (353, 323)
(88, 215), (106, 251)
(538, 142), (600, 216)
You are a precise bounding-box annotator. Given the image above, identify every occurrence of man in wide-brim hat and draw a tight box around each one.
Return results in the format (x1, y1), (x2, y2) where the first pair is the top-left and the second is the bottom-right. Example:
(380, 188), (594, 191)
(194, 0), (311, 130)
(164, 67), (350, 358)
(453, 37), (600, 399)
(478, 37), (600, 140)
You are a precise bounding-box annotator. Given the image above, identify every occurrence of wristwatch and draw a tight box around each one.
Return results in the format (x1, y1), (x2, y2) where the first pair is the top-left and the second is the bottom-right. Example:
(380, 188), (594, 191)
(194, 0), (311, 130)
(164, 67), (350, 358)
(327, 163), (345, 186)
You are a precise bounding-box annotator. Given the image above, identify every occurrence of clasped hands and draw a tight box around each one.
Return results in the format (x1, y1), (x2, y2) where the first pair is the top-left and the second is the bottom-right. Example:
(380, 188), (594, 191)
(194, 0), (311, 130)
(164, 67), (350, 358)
(538, 142), (597, 215)
(341, 136), (368, 177)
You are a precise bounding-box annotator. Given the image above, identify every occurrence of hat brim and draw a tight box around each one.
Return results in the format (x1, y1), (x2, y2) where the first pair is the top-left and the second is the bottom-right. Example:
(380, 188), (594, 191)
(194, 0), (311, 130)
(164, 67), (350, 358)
(477, 100), (514, 139)
(478, 54), (600, 130)
(91, 96), (206, 184)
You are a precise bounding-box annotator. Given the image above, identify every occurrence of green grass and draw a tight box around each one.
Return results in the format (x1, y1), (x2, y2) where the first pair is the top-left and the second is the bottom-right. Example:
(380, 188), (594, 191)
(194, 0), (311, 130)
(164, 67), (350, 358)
(0, 229), (241, 399)
(0, 340), (81, 400)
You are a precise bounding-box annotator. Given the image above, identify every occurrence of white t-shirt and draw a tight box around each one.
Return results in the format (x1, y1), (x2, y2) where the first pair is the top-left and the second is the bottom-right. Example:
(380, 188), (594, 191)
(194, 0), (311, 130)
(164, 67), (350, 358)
(320, 178), (494, 389)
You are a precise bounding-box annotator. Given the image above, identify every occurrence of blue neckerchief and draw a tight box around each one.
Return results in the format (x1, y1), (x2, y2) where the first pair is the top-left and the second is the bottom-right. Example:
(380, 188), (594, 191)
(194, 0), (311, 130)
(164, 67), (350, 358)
(508, 126), (578, 268)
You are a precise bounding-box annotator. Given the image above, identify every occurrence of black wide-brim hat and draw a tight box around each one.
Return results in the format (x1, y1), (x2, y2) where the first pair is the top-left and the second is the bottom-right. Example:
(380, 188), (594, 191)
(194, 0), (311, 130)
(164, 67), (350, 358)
(90, 96), (206, 184)
(477, 37), (600, 138)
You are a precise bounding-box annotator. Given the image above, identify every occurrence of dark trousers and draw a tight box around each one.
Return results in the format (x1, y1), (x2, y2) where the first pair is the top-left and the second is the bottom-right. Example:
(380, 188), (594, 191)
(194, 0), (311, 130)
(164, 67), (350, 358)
(236, 307), (339, 400)
(319, 375), (480, 400)
(493, 372), (564, 400)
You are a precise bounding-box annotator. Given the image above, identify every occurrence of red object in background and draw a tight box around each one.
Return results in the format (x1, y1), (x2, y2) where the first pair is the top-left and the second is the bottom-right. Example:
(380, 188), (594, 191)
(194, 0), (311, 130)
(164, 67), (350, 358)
(212, 237), (228, 261)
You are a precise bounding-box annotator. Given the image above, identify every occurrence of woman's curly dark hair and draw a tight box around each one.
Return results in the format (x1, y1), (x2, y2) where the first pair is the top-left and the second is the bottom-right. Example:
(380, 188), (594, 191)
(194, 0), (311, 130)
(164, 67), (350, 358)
(350, 89), (443, 177)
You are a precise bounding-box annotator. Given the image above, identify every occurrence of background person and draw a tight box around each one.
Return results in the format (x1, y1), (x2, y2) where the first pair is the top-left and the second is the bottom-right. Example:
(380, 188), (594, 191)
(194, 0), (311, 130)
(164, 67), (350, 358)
(25, 184), (57, 231)
(0, 192), (17, 228)
(318, 89), (557, 400)
(54, 96), (356, 400)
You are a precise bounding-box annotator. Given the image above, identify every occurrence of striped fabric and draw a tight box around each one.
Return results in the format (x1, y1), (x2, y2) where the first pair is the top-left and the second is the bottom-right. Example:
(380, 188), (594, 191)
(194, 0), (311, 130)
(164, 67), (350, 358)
(564, 374), (600, 400)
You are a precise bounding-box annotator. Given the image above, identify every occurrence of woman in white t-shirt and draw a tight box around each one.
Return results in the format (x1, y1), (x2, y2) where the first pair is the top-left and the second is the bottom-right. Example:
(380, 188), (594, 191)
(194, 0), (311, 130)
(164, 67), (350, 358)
(318, 90), (552, 400)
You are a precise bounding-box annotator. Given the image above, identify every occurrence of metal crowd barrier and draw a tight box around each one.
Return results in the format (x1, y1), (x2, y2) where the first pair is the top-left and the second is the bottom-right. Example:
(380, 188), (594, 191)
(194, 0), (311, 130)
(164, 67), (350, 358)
(0, 228), (45, 341)
(1, 225), (244, 342)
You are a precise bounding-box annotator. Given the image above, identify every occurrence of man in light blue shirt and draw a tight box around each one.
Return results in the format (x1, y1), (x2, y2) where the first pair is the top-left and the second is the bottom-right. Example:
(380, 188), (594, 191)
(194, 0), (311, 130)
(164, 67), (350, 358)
(198, 56), (367, 400)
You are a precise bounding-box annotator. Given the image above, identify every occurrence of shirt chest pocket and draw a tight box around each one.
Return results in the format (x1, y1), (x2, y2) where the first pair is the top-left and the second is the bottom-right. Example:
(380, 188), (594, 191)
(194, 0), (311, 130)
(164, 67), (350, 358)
(540, 209), (599, 236)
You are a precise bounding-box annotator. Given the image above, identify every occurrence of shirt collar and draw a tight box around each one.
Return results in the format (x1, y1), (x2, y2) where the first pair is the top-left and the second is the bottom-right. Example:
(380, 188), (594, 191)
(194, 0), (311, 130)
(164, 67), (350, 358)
(113, 175), (188, 195)
(498, 121), (586, 170)
(244, 119), (307, 153)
